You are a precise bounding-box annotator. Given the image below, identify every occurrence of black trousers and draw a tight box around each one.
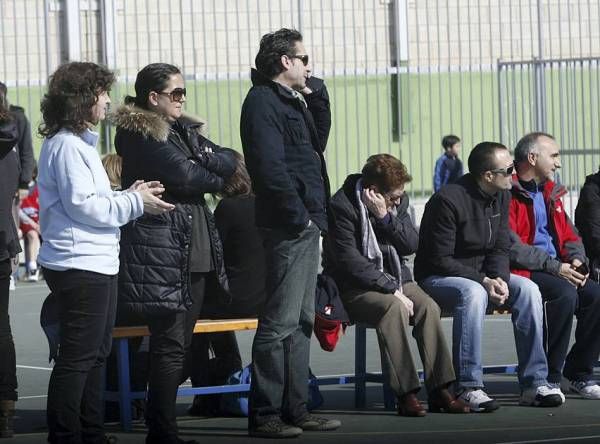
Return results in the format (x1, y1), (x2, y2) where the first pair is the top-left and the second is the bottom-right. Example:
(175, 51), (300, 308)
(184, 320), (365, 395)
(143, 272), (206, 444)
(0, 259), (17, 401)
(531, 272), (600, 383)
(43, 268), (117, 444)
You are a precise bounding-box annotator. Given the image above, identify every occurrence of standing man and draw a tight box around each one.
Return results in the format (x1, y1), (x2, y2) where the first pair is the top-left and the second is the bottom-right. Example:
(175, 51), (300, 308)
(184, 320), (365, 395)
(509, 132), (600, 399)
(240, 28), (340, 438)
(415, 142), (563, 411)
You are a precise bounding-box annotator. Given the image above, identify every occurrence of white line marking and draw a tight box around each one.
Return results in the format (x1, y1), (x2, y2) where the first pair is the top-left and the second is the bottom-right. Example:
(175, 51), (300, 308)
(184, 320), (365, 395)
(16, 365), (52, 371)
(499, 436), (600, 444)
(18, 395), (47, 399)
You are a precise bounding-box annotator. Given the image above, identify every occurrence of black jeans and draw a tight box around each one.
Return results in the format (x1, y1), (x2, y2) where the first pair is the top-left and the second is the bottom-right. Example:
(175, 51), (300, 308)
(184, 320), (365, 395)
(531, 271), (600, 383)
(0, 259), (17, 401)
(143, 272), (206, 444)
(43, 268), (118, 444)
(249, 223), (320, 427)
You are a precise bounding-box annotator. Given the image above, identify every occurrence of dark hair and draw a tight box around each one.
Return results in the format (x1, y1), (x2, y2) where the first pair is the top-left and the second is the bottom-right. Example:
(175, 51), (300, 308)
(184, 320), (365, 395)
(219, 150), (252, 198)
(39, 62), (115, 138)
(0, 81), (11, 121)
(514, 132), (555, 164)
(468, 141), (509, 176)
(442, 134), (461, 150)
(361, 153), (412, 192)
(125, 63), (181, 109)
(255, 28), (303, 79)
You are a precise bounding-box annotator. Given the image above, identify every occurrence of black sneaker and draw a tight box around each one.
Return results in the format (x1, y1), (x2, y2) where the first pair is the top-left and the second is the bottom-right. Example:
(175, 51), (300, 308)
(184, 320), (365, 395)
(292, 414), (341, 431)
(249, 418), (303, 438)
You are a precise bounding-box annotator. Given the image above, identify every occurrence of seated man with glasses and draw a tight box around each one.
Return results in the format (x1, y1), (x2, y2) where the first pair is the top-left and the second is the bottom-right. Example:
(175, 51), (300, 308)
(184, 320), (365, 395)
(415, 141), (563, 412)
(509, 132), (600, 401)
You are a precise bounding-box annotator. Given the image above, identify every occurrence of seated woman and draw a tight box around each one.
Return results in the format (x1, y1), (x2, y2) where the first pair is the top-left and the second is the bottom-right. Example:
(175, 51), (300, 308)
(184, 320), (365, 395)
(575, 167), (600, 282)
(322, 154), (469, 416)
(188, 150), (267, 415)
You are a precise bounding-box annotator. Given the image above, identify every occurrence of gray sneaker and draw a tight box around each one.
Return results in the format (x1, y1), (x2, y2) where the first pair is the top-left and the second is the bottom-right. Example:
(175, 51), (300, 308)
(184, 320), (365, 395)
(292, 414), (341, 431)
(249, 418), (303, 439)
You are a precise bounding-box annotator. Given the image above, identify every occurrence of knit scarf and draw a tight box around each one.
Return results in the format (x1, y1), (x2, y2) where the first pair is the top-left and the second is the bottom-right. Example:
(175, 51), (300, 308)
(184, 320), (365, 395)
(355, 178), (403, 293)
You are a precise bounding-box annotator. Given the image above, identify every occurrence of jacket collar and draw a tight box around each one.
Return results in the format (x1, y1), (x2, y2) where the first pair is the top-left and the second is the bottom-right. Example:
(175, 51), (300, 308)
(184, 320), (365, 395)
(511, 173), (567, 202)
(456, 173), (498, 205)
(111, 104), (172, 142)
(250, 68), (301, 103)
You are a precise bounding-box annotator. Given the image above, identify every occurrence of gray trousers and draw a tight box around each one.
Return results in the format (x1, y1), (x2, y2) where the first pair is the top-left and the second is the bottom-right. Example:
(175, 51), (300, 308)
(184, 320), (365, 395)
(343, 281), (455, 397)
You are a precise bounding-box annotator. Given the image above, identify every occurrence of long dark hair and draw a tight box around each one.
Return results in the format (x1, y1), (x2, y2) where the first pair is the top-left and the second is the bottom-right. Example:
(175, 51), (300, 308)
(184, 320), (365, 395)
(125, 63), (181, 109)
(39, 62), (115, 138)
(0, 81), (12, 122)
(220, 150), (253, 198)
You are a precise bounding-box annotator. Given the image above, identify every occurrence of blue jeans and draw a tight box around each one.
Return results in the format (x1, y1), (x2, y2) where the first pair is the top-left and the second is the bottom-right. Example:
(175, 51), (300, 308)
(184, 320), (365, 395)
(249, 223), (320, 427)
(420, 274), (549, 390)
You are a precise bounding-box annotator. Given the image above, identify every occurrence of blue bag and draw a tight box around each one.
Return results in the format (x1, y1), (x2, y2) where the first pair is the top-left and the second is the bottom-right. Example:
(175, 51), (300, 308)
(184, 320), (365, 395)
(220, 365), (324, 416)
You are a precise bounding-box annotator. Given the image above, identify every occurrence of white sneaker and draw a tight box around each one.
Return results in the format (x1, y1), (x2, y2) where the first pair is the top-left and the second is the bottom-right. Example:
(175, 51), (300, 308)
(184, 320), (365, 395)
(457, 388), (500, 412)
(569, 380), (600, 399)
(26, 269), (39, 282)
(520, 384), (564, 407)
(9, 275), (15, 291)
(548, 382), (566, 403)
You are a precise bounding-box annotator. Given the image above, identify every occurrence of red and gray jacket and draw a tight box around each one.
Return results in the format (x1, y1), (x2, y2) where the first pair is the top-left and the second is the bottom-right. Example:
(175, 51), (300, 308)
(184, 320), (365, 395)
(508, 175), (587, 278)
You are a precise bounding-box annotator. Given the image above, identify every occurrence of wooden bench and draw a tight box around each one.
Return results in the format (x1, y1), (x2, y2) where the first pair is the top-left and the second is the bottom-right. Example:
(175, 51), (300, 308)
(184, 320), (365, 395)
(106, 318), (258, 431)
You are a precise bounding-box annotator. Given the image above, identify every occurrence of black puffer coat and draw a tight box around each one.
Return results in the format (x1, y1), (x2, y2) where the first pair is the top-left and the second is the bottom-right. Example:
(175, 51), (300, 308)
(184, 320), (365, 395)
(113, 105), (236, 316)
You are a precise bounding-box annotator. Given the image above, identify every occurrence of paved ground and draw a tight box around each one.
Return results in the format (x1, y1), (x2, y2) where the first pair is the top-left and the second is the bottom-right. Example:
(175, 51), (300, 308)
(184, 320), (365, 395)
(7, 278), (600, 444)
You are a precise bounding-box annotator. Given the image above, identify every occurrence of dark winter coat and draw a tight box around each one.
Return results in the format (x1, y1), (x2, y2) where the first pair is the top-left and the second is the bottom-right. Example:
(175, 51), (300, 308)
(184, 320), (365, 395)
(0, 114), (21, 261)
(414, 173), (511, 284)
(112, 105), (236, 316)
(323, 174), (418, 296)
(240, 70), (331, 233)
(576, 170), (600, 279)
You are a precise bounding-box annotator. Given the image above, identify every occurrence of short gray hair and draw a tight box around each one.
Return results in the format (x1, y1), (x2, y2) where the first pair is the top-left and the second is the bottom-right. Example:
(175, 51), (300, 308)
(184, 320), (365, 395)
(514, 132), (555, 164)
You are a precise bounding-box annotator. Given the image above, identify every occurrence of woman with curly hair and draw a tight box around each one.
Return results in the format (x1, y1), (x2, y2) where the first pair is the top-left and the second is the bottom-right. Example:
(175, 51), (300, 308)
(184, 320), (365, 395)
(37, 61), (174, 444)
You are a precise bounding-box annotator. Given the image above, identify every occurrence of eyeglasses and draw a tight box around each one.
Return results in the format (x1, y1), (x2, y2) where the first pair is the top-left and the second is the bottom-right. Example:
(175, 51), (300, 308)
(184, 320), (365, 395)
(490, 165), (514, 176)
(289, 54), (309, 66)
(384, 191), (404, 203)
(157, 88), (187, 102)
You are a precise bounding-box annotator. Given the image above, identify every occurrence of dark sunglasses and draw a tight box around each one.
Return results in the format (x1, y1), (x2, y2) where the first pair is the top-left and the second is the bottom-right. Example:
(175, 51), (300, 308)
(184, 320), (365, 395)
(490, 165), (514, 176)
(157, 87), (187, 102)
(289, 54), (309, 66)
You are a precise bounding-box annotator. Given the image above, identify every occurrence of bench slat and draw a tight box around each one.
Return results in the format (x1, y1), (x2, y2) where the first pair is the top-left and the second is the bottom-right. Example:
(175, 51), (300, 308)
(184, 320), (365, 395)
(112, 318), (258, 338)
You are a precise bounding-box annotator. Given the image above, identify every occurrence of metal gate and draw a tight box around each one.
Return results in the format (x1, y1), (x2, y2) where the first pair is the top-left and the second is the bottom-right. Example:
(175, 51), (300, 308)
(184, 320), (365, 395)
(498, 57), (600, 214)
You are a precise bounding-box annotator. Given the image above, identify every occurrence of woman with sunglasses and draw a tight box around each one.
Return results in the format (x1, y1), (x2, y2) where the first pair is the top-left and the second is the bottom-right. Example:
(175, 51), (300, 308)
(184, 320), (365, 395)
(113, 63), (236, 444)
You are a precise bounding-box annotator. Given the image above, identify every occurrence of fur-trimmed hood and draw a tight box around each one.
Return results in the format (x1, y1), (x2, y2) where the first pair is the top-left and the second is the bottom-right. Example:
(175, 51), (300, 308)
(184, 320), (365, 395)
(111, 104), (207, 142)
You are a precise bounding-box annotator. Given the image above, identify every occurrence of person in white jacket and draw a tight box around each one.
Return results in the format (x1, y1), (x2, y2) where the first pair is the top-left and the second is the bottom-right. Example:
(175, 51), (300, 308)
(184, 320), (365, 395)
(37, 61), (173, 444)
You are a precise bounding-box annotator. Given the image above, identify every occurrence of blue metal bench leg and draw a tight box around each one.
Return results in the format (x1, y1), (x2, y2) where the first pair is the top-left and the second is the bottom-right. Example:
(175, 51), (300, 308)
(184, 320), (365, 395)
(116, 338), (133, 431)
(355, 324), (367, 408)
